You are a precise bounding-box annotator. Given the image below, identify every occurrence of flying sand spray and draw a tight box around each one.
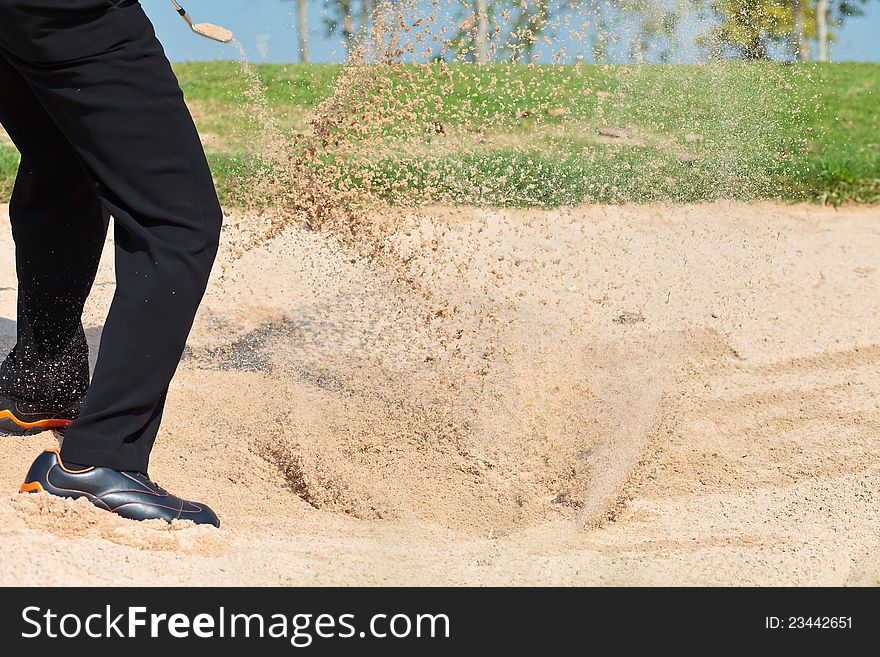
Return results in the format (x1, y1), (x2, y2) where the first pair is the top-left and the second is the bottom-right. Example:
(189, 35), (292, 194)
(169, 0), (234, 43)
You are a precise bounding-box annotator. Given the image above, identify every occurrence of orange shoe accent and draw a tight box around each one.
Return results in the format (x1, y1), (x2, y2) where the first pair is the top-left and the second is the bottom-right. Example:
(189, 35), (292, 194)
(0, 409), (73, 430)
(20, 481), (44, 494)
(45, 447), (94, 474)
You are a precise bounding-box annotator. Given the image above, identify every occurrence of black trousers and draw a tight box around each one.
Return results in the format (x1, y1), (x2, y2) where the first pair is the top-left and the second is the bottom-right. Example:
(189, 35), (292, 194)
(0, 0), (222, 473)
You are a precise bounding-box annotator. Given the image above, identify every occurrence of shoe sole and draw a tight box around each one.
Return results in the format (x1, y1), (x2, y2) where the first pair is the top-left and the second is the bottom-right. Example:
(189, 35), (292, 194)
(20, 481), (45, 493)
(0, 410), (73, 437)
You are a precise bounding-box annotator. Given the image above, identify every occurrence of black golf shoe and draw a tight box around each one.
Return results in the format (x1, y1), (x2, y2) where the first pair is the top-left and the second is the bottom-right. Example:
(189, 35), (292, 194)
(20, 448), (220, 527)
(0, 393), (80, 436)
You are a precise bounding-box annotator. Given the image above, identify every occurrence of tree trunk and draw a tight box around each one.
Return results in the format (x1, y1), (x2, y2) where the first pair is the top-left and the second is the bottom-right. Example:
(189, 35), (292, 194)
(297, 0), (309, 63)
(342, 0), (355, 42)
(360, 0), (372, 35)
(746, 34), (768, 60)
(792, 0), (808, 61)
(817, 0), (829, 62)
(473, 0), (489, 64)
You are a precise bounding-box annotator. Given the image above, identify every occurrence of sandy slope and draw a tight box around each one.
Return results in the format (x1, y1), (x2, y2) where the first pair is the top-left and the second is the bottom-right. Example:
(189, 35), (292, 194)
(0, 201), (877, 586)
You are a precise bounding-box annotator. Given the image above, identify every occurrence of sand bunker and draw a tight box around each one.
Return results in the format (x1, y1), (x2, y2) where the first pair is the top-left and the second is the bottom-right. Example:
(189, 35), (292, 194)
(1, 200), (877, 586)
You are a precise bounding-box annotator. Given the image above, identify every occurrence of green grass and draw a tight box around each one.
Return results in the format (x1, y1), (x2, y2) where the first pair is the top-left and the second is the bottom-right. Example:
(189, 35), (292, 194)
(1, 62), (878, 206)
(0, 146), (18, 200)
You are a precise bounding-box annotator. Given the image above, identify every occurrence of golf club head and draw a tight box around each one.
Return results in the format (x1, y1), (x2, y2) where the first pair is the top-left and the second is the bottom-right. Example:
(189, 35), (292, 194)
(192, 22), (234, 44)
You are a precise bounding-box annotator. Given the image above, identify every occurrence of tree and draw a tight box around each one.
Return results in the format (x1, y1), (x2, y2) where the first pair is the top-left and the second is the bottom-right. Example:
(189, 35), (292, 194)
(321, 0), (376, 53)
(627, 0), (687, 63)
(583, 1), (693, 64)
(297, 0), (310, 63)
(709, 0), (790, 59)
(792, 0), (809, 60)
(341, 0), (355, 42)
(281, 0), (310, 63)
(474, 0), (490, 64)
(285, 0), (381, 61)
(816, 0), (829, 60)
(360, 0), (373, 37)
(709, 0), (877, 61)
(438, 0), (495, 63)
(504, 0), (565, 63)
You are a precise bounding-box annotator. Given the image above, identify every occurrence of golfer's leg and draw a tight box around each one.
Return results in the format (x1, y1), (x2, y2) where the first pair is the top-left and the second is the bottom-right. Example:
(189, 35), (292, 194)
(3, 3), (222, 473)
(0, 53), (107, 407)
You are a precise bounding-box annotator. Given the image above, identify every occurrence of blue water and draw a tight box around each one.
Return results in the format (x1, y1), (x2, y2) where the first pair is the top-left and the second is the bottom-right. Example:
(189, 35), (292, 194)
(147, 0), (880, 64)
